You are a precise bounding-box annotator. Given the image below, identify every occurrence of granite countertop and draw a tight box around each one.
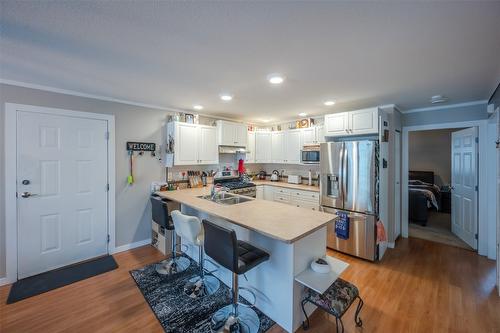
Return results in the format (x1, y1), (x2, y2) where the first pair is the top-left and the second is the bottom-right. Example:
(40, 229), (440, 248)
(155, 187), (332, 243)
(252, 180), (320, 192)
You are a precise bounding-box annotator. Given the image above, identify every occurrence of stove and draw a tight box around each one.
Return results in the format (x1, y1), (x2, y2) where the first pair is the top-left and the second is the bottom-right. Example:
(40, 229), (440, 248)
(214, 177), (256, 197)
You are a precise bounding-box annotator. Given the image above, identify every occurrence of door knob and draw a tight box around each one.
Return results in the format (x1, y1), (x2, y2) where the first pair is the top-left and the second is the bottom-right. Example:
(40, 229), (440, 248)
(20, 192), (38, 198)
(22, 179), (30, 185)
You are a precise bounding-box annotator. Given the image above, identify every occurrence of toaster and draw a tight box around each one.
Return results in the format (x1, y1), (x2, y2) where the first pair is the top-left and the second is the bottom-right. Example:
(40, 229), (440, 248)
(288, 175), (302, 184)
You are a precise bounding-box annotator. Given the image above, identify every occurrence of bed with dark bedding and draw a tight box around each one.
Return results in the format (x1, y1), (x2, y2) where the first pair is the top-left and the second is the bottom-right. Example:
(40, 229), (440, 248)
(408, 171), (441, 226)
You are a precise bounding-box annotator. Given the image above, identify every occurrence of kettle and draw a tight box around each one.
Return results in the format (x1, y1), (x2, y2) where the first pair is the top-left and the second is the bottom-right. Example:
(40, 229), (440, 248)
(270, 170), (280, 182)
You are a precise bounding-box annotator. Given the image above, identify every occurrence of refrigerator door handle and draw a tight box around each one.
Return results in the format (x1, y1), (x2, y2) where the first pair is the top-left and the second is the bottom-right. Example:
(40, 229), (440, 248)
(339, 146), (344, 203)
(342, 145), (348, 205)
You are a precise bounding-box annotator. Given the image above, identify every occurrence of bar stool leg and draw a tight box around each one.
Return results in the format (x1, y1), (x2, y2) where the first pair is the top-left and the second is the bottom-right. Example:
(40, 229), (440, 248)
(155, 230), (190, 276)
(183, 244), (220, 298)
(210, 273), (260, 333)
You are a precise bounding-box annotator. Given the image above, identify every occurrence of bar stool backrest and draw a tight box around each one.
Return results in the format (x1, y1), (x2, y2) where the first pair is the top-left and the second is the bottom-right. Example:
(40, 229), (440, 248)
(150, 195), (173, 229)
(202, 220), (238, 273)
(171, 210), (203, 246)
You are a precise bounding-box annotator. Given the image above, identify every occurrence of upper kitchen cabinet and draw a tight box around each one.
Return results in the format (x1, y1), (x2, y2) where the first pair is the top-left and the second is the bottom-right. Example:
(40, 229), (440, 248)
(324, 108), (379, 137)
(301, 125), (325, 145)
(198, 125), (219, 164)
(245, 131), (256, 163)
(285, 129), (302, 164)
(167, 122), (218, 165)
(348, 108), (379, 135)
(325, 112), (349, 136)
(216, 120), (247, 146)
(255, 131), (272, 163)
(301, 127), (316, 145)
(271, 131), (286, 163)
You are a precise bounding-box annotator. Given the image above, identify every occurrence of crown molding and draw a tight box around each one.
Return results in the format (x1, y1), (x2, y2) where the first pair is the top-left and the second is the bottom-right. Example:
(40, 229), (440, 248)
(0, 78), (241, 122)
(401, 100), (488, 114)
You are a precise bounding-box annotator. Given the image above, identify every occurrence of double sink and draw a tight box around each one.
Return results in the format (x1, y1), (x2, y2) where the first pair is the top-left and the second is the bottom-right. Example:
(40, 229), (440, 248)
(197, 192), (253, 205)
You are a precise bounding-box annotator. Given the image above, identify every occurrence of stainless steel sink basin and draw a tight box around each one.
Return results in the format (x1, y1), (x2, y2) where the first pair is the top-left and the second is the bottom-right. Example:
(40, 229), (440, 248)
(197, 193), (253, 205)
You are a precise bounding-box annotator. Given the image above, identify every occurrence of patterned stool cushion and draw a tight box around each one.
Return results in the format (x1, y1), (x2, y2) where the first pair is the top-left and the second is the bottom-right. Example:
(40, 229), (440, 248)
(305, 278), (359, 317)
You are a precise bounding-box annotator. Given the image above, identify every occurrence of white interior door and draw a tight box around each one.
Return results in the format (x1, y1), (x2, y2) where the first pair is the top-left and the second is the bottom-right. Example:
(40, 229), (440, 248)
(17, 111), (109, 279)
(451, 127), (478, 249)
(394, 131), (401, 238)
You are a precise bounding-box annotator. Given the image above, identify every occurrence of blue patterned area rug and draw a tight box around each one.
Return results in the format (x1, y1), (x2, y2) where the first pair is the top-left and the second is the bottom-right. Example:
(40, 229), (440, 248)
(130, 255), (276, 333)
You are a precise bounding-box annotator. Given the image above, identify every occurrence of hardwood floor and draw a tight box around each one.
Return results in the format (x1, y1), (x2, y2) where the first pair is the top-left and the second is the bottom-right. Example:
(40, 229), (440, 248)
(1, 237), (499, 333)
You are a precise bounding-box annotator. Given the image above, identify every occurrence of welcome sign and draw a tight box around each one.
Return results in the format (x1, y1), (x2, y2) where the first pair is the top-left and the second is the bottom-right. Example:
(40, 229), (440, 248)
(126, 142), (156, 151)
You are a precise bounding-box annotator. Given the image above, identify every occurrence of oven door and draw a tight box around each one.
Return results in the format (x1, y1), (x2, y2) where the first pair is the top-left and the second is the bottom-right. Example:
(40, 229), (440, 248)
(301, 150), (320, 164)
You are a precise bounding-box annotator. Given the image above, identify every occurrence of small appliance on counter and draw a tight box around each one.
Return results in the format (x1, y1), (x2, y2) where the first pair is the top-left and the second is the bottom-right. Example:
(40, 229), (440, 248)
(258, 171), (266, 180)
(288, 175), (302, 184)
(270, 170), (280, 182)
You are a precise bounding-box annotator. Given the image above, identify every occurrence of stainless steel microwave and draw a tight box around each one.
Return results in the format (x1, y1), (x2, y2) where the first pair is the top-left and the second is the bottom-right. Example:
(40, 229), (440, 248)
(300, 147), (320, 164)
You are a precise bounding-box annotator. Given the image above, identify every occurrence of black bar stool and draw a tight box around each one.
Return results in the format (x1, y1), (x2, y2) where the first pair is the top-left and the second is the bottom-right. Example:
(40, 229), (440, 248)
(203, 220), (270, 333)
(150, 195), (190, 275)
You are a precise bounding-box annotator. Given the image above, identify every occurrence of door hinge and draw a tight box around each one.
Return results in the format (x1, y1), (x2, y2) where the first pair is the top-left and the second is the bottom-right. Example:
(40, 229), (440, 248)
(105, 131), (110, 140)
(475, 185), (478, 191)
(107, 234), (110, 243)
(475, 233), (478, 240)
(106, 183), (110, 192)
(475, 137), (478, 143)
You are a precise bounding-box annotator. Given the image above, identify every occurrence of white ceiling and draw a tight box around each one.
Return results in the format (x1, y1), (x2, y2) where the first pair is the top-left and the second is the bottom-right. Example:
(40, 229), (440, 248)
(1, 1), (499, 123)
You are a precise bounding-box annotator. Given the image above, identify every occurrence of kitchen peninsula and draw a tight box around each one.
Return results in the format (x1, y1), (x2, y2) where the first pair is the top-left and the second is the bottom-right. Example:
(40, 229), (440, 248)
(156, 187), (336, 332)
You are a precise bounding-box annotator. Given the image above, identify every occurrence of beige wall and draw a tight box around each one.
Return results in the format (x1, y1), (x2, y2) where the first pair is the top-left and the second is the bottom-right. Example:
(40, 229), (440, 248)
(408, 128), (459, 186)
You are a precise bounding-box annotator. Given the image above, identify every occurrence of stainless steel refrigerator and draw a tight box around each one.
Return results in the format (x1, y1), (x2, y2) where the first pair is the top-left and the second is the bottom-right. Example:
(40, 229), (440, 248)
(320, 141), (378, 261)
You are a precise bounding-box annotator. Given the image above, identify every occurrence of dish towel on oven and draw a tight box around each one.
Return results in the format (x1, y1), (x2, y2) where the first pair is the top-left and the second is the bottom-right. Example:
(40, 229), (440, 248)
(335, 211), (349, 240)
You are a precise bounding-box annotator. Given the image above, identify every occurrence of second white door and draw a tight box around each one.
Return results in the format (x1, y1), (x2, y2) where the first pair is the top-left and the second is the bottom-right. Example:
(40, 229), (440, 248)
(451, 127), (478, 249)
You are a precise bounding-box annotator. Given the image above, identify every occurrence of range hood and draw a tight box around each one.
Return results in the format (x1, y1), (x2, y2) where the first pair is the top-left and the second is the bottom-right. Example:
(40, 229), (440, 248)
(218, 146), (248, 154)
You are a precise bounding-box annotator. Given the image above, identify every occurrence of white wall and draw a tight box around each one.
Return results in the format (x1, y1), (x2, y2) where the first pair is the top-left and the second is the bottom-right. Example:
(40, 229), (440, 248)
(0, 83), (171, 278)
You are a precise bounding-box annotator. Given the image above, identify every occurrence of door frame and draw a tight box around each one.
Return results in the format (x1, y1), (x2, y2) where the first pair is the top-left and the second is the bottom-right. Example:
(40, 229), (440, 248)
(402, 119), (490, 257)
(4, 103), (116, 284)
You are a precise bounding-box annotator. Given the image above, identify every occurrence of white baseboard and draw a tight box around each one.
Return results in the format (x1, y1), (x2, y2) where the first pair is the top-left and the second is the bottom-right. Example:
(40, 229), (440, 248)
(0, 276), (15, 287)
(111, 238), (151, 254)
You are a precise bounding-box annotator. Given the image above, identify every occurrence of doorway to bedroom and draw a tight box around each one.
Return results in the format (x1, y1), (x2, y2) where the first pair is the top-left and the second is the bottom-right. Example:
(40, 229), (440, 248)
(408, 128), (475, 250)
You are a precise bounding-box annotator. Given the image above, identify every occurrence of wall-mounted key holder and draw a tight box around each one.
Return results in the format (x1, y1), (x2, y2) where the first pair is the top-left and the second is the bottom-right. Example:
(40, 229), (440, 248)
(126, 142), (158, 185)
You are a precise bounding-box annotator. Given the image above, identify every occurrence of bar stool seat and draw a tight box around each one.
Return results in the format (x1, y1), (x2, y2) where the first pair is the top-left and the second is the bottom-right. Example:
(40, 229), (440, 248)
(236, 240), (270, 274)
(203, 220), (270, 333)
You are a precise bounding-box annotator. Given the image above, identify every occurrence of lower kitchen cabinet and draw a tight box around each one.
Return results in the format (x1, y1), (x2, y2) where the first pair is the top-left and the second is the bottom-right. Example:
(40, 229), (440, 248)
(258, 185), (319, 211)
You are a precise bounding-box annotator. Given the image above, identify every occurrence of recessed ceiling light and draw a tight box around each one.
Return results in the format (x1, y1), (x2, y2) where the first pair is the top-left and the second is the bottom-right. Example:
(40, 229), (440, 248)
(430, 95), (448, 104)
(267, 74), (285, 85)
(193, 104), (204, 110)
(298, 112), (308, 117)
(219, 94), (233, 101)
(324, 100), (336, 106)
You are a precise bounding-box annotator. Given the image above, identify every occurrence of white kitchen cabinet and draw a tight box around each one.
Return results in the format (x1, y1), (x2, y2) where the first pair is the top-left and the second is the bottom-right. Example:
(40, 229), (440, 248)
(324, 108), (379, 137)
(268, 186), (320, 211)
(348, 108), (379, 135)
(301, 127), (316, 145)
(216, 120), (247, 146)
(255, 132), (272, 163)
(290, 198), (319, 211)
(286, 129), (302, 164)
(245, 131), (256, 163)
(198, 125), (219, 164)
(271, 131), (286, 163)
(256, 185), (264, 199)
(325, 112), (349, 136)
(263, 185), (274, 200)
(168, 122), (218, 166)
(315, 125), (325, 143)
(301, 126), (324, 145)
